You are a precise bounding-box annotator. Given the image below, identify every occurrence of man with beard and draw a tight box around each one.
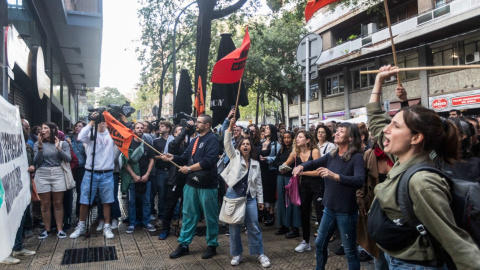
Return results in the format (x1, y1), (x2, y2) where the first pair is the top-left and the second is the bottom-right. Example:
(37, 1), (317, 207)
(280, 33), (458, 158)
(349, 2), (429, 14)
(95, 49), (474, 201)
(124, 122), (156, 233)
(162, 115), (220, 259)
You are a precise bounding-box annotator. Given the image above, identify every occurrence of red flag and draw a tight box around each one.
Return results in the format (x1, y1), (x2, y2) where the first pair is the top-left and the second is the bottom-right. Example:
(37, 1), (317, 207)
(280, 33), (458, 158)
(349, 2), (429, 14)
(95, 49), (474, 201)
(194, 76), (205, 116)
(102, 111), (134, 158)
(305, 0), (341, 22)
(211, 27), (250, 84)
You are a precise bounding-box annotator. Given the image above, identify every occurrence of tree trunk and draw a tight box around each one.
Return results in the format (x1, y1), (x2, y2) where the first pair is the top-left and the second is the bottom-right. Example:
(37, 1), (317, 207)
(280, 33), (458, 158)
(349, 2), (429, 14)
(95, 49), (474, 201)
(255, 91), (260, 125)
(280, 91), (285, 123)
(158, 77), (164, 119)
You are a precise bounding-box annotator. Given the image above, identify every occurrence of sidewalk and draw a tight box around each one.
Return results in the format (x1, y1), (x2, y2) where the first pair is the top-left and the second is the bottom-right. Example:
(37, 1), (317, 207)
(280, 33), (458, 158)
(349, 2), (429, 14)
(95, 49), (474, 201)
(1, 198), (375, 270)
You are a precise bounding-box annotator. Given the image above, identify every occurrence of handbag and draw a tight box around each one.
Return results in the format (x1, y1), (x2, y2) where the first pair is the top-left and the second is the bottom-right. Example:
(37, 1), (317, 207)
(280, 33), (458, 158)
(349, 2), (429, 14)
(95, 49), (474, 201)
(285, 158), (301, 206)
(31, 174), (40, 201)
(60, 142), (76, 190)
(219, 182), (250, 225)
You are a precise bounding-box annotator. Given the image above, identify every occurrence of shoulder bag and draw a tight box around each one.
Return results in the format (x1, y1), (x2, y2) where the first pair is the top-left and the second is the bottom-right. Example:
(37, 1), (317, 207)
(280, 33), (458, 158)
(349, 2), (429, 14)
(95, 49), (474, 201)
(285, 158), (301, 206)
(219, 182), (250, 225)
(60, 141), (76, 190)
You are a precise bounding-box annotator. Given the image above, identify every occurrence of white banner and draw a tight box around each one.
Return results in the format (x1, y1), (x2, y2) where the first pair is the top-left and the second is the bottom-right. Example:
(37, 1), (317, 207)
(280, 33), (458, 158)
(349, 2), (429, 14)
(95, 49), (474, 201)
(0, 96), (31, 262)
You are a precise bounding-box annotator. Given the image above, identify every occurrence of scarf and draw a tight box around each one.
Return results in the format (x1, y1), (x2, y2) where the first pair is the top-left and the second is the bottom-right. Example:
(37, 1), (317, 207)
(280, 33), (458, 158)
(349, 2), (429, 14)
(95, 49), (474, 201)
(374, 146), (394, 167)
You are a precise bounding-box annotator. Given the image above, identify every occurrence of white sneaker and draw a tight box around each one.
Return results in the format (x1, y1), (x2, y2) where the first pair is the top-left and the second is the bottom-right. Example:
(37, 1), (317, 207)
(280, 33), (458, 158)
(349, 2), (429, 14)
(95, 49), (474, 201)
(0, 256), (20, 265)
(70, 225), (86, 239)
(96, 221), (105, 231)
(258, 254), (271, 268)
(103, 224), (114, 239)
(111, 219), (119, 230)
(230, 254), (242, 266)
(12, 248), (36, 256)
(295, 240), (311, 253)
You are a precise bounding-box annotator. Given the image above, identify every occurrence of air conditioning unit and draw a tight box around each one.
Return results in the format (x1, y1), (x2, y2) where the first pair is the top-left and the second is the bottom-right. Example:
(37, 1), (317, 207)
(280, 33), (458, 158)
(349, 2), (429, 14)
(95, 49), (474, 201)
(310, 91), (319, 100)
(384, 75), (396, 83)
(465, 52), (480, 64)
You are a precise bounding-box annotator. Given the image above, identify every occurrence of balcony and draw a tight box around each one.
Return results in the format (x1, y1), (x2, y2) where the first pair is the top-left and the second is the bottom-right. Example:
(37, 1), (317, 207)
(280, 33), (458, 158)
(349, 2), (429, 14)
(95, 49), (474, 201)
(316, 0), (480, 67)
(64, 0), (101, 14)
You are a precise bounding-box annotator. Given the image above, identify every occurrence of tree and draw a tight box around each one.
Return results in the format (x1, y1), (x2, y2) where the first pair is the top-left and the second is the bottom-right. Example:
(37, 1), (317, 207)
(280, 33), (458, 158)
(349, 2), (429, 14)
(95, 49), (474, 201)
(193, 0), (261, 101)
(87, 87), (129, 108)
(137, 0), (197, 117)
(244, 10), (307, 123)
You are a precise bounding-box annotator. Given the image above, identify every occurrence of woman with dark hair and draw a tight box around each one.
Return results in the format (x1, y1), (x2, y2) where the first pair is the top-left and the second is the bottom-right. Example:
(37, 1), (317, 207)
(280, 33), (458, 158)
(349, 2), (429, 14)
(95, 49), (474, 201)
(248, 123), (262, 158)
(33, 122), (71, 239)
(357, 123), (370, 151)
(283, 130), (321, 249)
(446, 117), (480, 182)
(273, 131), (301, 238)
(293, 123), (364, 269)
(316, 126), (335, 155)
(221, 119), (271, 268)
(67, 120), (87, 218)
(366, 65), (480, 269)
(258, 124), (281, 226)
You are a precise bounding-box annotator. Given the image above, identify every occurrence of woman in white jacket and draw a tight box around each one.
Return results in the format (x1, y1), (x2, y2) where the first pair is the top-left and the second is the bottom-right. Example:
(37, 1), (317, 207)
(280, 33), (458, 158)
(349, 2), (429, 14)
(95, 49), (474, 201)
(221, 118), (271, 268)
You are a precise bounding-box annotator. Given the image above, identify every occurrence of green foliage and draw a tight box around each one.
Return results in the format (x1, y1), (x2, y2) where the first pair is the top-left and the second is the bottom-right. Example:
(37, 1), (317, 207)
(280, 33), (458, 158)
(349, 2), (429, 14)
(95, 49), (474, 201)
(86, 87), (129, 108)
(336, 38), (343, 45)
(348, 34), (357, 40)
(243, 9), (307, 121)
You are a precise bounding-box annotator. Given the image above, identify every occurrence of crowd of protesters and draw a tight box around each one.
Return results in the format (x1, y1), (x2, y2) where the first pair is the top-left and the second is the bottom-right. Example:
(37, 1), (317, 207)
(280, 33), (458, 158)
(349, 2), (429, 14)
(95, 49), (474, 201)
(2, 66), (480, 269)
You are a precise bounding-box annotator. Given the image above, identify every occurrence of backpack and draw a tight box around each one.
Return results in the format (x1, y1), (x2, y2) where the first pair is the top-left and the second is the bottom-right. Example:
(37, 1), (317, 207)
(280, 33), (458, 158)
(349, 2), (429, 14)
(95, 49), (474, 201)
(368, 163), (480, 267)
(396, 163), (480, 249)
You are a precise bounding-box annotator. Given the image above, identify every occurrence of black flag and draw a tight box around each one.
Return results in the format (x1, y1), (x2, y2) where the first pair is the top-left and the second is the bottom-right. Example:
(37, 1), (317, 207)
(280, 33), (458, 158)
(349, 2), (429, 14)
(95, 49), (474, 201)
(210, 33), (249, 127)
(174, 69), (193, 116)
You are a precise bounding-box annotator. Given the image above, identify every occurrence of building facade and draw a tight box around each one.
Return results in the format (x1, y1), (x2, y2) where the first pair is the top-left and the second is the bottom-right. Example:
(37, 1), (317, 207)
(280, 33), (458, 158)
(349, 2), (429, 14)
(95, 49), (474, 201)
(288, 0), (480, 126)
(1, 0), (103, 130)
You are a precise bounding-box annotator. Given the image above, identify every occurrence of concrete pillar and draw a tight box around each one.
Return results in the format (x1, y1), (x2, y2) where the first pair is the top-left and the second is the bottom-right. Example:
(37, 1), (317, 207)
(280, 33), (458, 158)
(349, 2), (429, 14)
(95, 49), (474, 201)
(343, 66), (351, 119)
(418, 44), (430, 107)
(322, 31), (334, 51)
(1, 0), (8, 101)
(318, 74), (324, 121)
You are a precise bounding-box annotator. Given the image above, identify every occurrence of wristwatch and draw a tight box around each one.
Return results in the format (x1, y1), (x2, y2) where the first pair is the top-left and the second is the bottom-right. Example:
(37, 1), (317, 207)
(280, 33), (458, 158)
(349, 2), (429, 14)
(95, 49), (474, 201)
(187, 167), (192, 173)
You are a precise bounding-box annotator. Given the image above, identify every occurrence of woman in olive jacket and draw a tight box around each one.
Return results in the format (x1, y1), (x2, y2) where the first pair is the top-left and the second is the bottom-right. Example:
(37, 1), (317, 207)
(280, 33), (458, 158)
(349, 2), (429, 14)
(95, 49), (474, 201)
(367, 65), (480, 269)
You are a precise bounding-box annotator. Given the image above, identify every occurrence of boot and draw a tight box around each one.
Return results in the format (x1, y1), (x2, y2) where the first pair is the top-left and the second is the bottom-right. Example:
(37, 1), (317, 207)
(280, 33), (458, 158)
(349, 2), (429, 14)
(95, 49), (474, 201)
(285, 227), (300, 238)
(264, 213), (275, 227)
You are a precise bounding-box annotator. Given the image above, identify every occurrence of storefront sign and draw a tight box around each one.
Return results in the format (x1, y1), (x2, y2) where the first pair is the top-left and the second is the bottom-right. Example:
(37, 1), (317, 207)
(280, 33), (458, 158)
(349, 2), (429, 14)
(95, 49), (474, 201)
(452, 94), (480, 107)
(429, 89), (480, 112)
(5, 25), (30, 76)
(31, 47), (50, 99)
(432, 98), (448, 109)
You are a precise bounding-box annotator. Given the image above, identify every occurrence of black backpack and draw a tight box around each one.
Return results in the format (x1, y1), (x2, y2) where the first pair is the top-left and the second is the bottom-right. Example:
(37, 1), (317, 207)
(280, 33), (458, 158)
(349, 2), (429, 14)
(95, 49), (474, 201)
(368, 163), (480, 267)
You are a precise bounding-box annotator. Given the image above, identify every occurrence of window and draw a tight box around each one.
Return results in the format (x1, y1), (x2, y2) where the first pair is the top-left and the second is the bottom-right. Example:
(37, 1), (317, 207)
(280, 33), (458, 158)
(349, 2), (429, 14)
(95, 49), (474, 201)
(431, 43), (459, 73)
(352, 66), (375, 90)
(386, 54), (419, 80)
(325, 74), (344, 96)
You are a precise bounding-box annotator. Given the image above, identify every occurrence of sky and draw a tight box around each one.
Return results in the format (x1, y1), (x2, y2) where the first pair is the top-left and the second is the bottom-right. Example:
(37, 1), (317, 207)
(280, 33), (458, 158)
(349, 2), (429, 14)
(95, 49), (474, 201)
(99, 0), (272, 96)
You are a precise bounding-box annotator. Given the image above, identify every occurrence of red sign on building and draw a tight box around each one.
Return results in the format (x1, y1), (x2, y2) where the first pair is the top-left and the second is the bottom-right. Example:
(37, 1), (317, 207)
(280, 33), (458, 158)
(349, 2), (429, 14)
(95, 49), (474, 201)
(452, 95), (480, 106)
(432, 98), (448, 109)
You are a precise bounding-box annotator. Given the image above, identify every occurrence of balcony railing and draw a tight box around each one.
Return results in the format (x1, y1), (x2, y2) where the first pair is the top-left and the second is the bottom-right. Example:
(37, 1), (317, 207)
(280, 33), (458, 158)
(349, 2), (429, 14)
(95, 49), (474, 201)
(317, 0), (479, 66)
(64, 0), (101, 14)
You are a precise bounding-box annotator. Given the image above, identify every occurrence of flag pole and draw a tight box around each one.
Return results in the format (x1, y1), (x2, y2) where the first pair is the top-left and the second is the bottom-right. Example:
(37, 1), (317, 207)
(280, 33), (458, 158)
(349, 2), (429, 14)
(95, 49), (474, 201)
(360, 65), (480, 74)
(233, 77), (243, 119)
(384, 0), (401, 86)
(133, 134), (181, 169)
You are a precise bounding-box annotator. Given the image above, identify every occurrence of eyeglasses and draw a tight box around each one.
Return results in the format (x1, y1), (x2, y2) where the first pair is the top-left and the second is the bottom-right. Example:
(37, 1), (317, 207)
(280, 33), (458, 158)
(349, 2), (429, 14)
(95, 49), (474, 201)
(196, 121), (204, 124)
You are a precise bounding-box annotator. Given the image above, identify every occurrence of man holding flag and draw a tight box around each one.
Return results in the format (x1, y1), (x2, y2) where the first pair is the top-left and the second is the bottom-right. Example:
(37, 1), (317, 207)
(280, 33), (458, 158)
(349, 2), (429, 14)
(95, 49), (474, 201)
(162, 114), (220, 260)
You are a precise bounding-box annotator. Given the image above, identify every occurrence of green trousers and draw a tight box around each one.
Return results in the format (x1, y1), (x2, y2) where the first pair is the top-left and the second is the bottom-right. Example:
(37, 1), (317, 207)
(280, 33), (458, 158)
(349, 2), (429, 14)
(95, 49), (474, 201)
(178, 184), (219, 247)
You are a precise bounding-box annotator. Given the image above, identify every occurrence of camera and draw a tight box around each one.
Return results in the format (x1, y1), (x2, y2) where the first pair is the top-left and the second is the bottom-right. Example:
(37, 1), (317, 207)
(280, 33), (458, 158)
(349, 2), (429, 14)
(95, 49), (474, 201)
(173, 112), (196, 127)
(107, 101), (136, 119)
(87, 107), (106, 121)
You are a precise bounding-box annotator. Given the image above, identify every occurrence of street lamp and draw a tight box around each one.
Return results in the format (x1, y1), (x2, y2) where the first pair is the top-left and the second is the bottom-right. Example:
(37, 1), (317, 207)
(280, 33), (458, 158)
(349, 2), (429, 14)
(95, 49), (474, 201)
(66, 62), (84, 69)
(172, 1), (196, 105)
(60, 46), (81, 55)
(71, 73), (85, 79)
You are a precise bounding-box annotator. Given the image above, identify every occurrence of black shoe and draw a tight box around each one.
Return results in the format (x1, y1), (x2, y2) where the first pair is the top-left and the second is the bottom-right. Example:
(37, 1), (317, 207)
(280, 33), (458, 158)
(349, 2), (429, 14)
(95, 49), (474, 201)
(335, 245), (345, 255)
(358, 250), (373, 262)
(285, 228), (300, 239)
(170, 244), (189, 259)
(202, 246), (217, 259)
(264, 214), (275, 227)
(275, 226), (289, 235)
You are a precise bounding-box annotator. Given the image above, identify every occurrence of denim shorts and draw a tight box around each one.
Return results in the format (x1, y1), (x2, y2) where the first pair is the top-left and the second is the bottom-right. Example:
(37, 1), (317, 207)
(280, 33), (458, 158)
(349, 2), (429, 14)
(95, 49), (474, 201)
(80, 171), (114, 204)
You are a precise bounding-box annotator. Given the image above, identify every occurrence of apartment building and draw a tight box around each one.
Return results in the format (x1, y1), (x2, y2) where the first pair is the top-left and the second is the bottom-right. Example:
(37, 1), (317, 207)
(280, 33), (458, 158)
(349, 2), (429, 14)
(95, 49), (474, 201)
(288, 0), (480, 126)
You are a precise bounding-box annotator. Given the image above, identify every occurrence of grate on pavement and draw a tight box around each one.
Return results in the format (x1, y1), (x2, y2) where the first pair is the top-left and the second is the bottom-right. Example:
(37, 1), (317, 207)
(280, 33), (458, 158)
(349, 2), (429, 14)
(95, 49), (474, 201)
(61, 246), (118, 265)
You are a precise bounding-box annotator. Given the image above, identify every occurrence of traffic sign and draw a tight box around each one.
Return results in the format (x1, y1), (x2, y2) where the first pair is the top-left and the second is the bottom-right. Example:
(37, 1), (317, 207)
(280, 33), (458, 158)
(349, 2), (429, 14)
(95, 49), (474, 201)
(296, 33), (323, 67)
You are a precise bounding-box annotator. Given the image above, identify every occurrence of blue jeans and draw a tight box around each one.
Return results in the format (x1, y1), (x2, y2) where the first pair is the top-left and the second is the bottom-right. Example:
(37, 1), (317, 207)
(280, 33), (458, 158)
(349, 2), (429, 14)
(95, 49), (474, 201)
(13, 205), (29, 251)
(226, 187), (264, 256)
(315, 207), (359, 270)
(128, 181), (151, 227)
(154, 169), (168, 219)
(97, 173), (121, 220)
(375, 249), (389, 270)
(384, 254), (448, 270)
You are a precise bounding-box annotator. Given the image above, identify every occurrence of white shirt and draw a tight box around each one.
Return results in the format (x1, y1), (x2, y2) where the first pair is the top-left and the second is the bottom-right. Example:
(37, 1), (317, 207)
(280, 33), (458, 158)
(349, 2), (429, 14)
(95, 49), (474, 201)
(77, 124), (115, 170)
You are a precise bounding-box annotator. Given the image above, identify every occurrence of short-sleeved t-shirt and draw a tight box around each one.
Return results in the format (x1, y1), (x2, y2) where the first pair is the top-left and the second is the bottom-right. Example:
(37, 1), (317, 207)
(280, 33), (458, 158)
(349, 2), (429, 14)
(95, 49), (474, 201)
(130, 139), (155, 176)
